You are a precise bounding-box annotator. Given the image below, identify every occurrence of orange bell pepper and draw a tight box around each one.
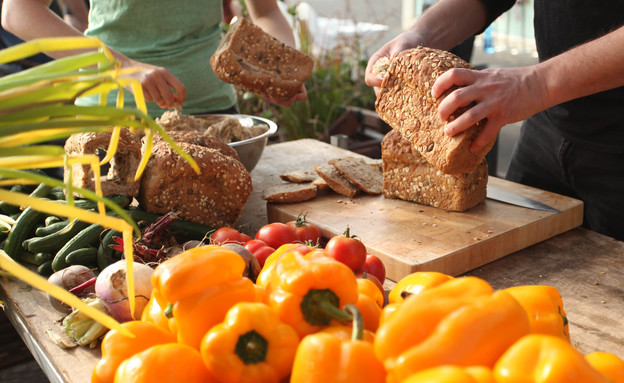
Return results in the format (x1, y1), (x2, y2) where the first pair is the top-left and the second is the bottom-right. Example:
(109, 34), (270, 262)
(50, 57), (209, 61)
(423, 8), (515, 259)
(586, 352), (624, 383)
(402, 365), (497, 383)
(151, 246), (256, 348)
(318, 325), (376, 343)
(290, 305), (386, 383)
(375, 276), (530, 383)
(503, 285), (570, 341)
(494, 334), (609, 383)
(264, 249), (359, 338)
(256, 243), (315, 288)
(114, 343), (214, 383)
(92, 321), (176, 383)
(387, 271), (454, 304)
(355, 277), (383, 332)
(140, 288), (174, 335)
(200, 302), (299, 382)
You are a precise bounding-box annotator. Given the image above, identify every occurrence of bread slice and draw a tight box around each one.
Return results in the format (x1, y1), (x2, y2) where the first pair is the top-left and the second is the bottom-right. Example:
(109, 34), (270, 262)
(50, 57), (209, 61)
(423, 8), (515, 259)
(381, 130), (487, 211)
(262, 182), (318, 203)
(210, 17), (314, 101)
(375, 46), (496, 174)
(314, 164), (359, 198)
(329, 157), (382, 194)
(280, 169), (319, 183)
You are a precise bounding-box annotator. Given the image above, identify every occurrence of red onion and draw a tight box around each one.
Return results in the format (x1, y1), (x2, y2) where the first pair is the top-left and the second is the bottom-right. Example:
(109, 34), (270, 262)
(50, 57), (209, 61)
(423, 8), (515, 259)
(95, 260), (154, 322)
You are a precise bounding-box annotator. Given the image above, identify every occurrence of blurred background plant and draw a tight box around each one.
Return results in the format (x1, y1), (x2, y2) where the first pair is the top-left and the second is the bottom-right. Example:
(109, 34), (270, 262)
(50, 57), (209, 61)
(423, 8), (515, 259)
(236, 1), (378, 141)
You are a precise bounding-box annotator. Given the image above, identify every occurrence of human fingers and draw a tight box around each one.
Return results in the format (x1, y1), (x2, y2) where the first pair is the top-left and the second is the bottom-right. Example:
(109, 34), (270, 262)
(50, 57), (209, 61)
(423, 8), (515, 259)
(141, 68), (186, 109)
(469, 118), (503, 153)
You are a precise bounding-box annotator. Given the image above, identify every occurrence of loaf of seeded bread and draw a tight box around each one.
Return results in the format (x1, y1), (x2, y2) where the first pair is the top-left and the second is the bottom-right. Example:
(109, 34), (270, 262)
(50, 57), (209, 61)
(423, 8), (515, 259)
(64, 129), (142, 197)
(211, 17), (314, 101)
(137, 140), (252, 227)
(382, 130), (487, 211)
(375, 46), (495, 175)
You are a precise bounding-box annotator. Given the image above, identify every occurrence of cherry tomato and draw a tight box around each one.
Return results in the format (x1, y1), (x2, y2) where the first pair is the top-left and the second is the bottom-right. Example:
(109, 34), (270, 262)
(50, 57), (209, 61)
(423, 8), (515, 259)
(210, 227), (251, 246)
(286, 214), (322, 246)
(324, 227), (367, 272)
(254, 222), (298, 249)
(359, 255), (386, 283)
(244, 239), (276, 268)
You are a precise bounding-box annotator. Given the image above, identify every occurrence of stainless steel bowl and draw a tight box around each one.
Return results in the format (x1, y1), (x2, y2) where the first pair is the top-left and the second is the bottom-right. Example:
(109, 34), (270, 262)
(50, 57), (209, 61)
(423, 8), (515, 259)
(195, 114), (278, 172)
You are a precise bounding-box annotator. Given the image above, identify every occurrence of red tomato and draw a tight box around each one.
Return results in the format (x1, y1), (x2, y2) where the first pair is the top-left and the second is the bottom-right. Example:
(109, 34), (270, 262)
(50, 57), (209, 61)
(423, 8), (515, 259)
(359, 255), (386, 283)
(286, 214), (322, 246)
(244, 239), (276, 268)
(254, 222), (298, 249)
(210, 227), (251, 246)
(253, 246), (275, 268)
(324, 227), (367, 272)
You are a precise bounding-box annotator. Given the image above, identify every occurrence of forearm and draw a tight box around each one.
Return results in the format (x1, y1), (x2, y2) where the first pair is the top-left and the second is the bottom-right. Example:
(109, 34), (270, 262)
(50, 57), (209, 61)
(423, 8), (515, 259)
(1, 0), (87, 58)
(407, 0), (488, 51)
(246, 0), (296, 48)
(538, 25), (624, 109)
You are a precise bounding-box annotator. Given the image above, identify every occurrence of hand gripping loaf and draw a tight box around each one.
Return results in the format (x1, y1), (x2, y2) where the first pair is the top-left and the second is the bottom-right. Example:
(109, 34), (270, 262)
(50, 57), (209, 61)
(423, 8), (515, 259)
(211, 17), (314, 101)
(381, 130), (488, 212)
(375, 46), (495, 174)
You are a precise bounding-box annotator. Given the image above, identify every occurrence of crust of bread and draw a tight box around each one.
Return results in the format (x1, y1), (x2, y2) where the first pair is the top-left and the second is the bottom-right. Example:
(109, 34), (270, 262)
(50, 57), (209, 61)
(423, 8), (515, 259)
(375, 46), (495, 174)
(313, 164), (359, 198)
(279, 169), (319, 183)
(63, 129), (142, 197)
(381, 130), (487, 211)
(153, 130), (240, 161)
(329, 157), (382, 194)
(137, 141), (252, 227)
(211, 17), (314, 101)
(262, 182), (318, 203)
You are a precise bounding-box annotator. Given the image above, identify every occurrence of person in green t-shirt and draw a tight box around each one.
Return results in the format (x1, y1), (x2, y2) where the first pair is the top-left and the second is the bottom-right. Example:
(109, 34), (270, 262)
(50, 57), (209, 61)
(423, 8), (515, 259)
(2, 0), (306, 118)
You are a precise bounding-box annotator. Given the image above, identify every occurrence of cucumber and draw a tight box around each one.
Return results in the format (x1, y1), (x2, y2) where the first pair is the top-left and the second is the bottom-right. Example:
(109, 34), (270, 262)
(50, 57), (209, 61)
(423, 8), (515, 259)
(97, 229), (122, 271)
(34, 252), (53, 265)
(65, 247), (99, 266)
(25, 219), (91, 254)
(36, 220), (70, 237)
(52, 223), (103, 271)
(44, 215), (61, 227)
(37, 260), (53, 277)
(3, 206), (47, 260)
(0, 185), (28, 215)
(29, 183), (53, 199)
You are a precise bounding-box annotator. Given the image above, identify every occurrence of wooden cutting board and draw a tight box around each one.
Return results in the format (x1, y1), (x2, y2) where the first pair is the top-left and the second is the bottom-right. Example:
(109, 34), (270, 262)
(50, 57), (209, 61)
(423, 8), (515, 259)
(267, 176), (584, 282)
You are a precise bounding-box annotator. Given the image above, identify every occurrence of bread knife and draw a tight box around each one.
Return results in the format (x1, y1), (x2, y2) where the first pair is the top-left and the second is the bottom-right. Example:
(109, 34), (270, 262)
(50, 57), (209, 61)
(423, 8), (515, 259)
(486, 186), (561, 213)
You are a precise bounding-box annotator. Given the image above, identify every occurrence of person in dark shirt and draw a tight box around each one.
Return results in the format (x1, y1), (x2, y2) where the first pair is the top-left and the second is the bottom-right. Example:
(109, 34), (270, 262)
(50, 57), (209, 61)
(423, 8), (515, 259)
(365, 0), (624, 241)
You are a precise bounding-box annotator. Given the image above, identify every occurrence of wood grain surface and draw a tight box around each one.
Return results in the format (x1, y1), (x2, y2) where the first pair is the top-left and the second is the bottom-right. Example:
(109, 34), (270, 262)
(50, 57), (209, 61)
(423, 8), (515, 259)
(261, 140), (584, 281)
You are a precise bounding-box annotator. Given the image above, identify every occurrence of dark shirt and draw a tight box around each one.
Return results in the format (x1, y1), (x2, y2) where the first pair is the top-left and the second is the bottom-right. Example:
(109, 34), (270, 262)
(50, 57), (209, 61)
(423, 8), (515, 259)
(480, 0), (624, 152)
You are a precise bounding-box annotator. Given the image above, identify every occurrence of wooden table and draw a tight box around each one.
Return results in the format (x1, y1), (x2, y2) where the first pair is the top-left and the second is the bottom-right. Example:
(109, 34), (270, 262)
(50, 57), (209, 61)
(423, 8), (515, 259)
(1, 139), (622, 383)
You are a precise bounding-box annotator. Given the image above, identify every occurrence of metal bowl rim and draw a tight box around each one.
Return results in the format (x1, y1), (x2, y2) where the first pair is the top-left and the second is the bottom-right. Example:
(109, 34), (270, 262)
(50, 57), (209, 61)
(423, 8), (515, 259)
(193, 113), (278, 147)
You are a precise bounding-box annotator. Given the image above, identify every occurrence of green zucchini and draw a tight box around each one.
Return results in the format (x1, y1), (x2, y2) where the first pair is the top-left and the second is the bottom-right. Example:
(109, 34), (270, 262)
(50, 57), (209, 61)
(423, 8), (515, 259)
(25, 219), (91, 254)
(65, 247), (99, 266)
(3, 206), (47, 260)
(52, 223), (103, 271)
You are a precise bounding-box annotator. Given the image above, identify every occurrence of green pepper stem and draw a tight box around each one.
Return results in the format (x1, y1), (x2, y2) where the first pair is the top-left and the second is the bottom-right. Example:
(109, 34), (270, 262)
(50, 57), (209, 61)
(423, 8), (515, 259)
(318, 299), (352, 324)
(342, 304), (364, 341)
(164, 303), (173, 319)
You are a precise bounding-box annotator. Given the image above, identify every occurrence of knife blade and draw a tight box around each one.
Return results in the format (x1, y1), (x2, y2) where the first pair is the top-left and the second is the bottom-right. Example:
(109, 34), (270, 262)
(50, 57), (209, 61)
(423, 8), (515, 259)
(487, 186), (561, 213)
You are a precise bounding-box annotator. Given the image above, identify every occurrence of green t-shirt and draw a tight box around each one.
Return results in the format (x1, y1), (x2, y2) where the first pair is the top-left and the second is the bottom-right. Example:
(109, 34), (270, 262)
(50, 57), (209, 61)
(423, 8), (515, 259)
(81, 0), (236, 118)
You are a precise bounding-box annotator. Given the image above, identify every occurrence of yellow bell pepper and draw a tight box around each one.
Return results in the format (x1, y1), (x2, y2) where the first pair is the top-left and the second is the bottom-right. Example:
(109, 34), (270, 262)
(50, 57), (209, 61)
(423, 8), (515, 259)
(140, 289), (174, 335)
(114, 343), (214, 383)
(264, 249), (359, 338)
(503, 285), (570, 341)
(494, 334), (609, 383)
(290, 305), (386, 383)
(375, 276), (530, 383)
(586, 352), (624, 383)
(151, 246), (256, 349)
(388, 271), (454, 304)
(92, 321), (176, 383)
(200, 302), (299, 383)
(402, 365), (497, 383)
